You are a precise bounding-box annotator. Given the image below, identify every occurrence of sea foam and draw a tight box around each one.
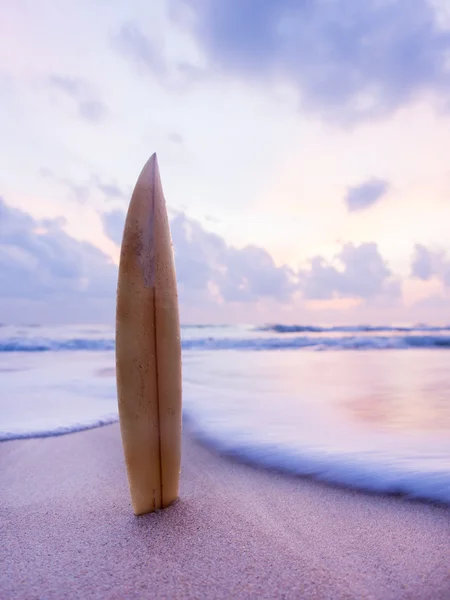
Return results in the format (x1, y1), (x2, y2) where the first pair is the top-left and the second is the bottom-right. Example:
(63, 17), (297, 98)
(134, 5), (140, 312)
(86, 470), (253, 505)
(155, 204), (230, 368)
(1, 326), (450, 505)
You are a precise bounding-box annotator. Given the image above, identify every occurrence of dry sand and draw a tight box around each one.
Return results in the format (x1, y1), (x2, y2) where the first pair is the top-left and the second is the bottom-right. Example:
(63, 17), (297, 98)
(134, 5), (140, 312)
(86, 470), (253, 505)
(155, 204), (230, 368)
(1, 423), (449, 599)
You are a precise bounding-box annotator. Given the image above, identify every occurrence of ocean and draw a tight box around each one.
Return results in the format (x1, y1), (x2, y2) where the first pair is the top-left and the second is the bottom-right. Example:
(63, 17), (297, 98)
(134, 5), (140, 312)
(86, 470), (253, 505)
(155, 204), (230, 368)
(1, 323), (449, 504)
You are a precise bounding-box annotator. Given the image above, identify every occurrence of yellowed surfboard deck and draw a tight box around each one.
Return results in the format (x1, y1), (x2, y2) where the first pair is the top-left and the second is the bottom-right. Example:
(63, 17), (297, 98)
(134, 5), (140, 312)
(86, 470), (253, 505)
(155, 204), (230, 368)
(116, 153), (182, 515)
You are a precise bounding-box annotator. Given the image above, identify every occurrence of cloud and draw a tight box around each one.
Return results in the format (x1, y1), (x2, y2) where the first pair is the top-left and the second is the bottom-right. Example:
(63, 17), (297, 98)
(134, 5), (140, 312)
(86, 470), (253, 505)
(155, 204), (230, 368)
(168, 132), (183, 144)
(47, 75), (107, 123)
(104, 209), (296, 303)
(411, 243), (450, 284)
(91, 178), (129, 201)
(39, 170), (128, 205)
(103, 209), (402, 307)
(78, 100), (106, 122)
(221, 245), (295, 302)
(112, 23), (207, 88)
(0, 197), (407, 324)
(48, 75), (82, 97)
(345, 178), (389, 212)
(39, 167), (53, 178)
(299, 242), (401, 300)
(0, 198), (117, 322)
(411, 243), (434, 280)
(1, 194), (294, 322)
(102, 210), (126, 246)
(172, 0), (450, 123)
(112, 24), (167, 78)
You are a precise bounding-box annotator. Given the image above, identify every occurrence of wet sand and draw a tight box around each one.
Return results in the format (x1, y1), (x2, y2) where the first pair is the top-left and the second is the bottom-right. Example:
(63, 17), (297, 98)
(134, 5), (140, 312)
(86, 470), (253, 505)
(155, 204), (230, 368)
(1, 424), (449, 599)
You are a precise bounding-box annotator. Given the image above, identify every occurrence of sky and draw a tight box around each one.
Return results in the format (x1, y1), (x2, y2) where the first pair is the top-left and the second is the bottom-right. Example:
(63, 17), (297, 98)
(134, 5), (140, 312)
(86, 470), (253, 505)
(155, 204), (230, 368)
(1, 0), (450, 325)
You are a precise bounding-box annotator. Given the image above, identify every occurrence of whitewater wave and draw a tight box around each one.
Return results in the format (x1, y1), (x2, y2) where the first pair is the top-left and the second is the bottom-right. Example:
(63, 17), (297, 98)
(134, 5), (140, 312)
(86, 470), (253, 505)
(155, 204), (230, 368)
(0, 350), (119, 441)
(2, 346), (450, 505)
(0, 416), (118, 441)
(181, 349), (450, 505)
(185, 417), (450, 504)
(2, 334), (450, 352)
(0, 338), (116, 352)
(182, 334), (450, 351)
(258, 324), (450, 333)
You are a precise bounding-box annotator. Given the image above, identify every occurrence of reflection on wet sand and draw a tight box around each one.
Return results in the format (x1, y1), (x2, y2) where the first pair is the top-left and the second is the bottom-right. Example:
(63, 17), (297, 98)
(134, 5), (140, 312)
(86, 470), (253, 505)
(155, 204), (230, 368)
(95, 350), (450, 434)
(342, 387), (450, 431)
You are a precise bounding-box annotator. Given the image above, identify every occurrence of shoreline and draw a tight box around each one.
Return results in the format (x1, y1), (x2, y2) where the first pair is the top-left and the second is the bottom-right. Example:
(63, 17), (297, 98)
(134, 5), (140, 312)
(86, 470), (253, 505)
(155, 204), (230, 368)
(1, 423), (449, 599)
(3, 416), (450, 508)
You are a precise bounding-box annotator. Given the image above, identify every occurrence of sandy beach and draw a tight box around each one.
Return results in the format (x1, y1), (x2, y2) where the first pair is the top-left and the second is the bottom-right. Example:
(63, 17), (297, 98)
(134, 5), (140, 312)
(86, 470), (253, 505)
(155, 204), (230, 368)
(1, 424), (449, 599)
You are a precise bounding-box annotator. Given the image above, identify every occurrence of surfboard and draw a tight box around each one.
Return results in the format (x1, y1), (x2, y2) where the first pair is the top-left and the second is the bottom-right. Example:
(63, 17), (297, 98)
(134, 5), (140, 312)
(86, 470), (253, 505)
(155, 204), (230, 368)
(115, 153), (182, 516)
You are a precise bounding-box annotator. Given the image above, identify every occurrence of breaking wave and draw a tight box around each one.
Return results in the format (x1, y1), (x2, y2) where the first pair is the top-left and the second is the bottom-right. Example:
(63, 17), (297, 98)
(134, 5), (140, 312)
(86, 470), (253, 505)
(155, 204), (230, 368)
(2, 334), (450, 352)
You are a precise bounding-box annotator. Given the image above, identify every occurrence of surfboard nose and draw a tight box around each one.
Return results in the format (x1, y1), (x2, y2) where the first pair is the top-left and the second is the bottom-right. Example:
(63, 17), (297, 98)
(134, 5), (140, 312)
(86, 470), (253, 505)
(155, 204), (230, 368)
(137, 152), (159, 186)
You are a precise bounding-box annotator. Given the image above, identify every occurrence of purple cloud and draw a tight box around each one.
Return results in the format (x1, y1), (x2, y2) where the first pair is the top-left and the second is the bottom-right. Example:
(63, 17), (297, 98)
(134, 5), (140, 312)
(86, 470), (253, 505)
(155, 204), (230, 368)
(112, 24), (167, 78)
(172, 0), (450, 123)
(411, 244), (434, 280)
(0, 198), (116, 313)
(411, 244), (450, 285)
(299, 242), (400, 300)
(345, 178), (389, 212)
(0, 197), (409, 325)
(47, 75), (107, 123)
(92, 178), (128, 200)
(221, 244), (295, 302)
(168, 132), (184, 144)
(39, 170), (128, 205)
(48, 75), (83, 97)
(102, 210), (126, 246)
(112, 23), (209, 88)
(103, 209), (402, 306)
(103, 209), (295, 303)
(78, 100), (106, 122)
